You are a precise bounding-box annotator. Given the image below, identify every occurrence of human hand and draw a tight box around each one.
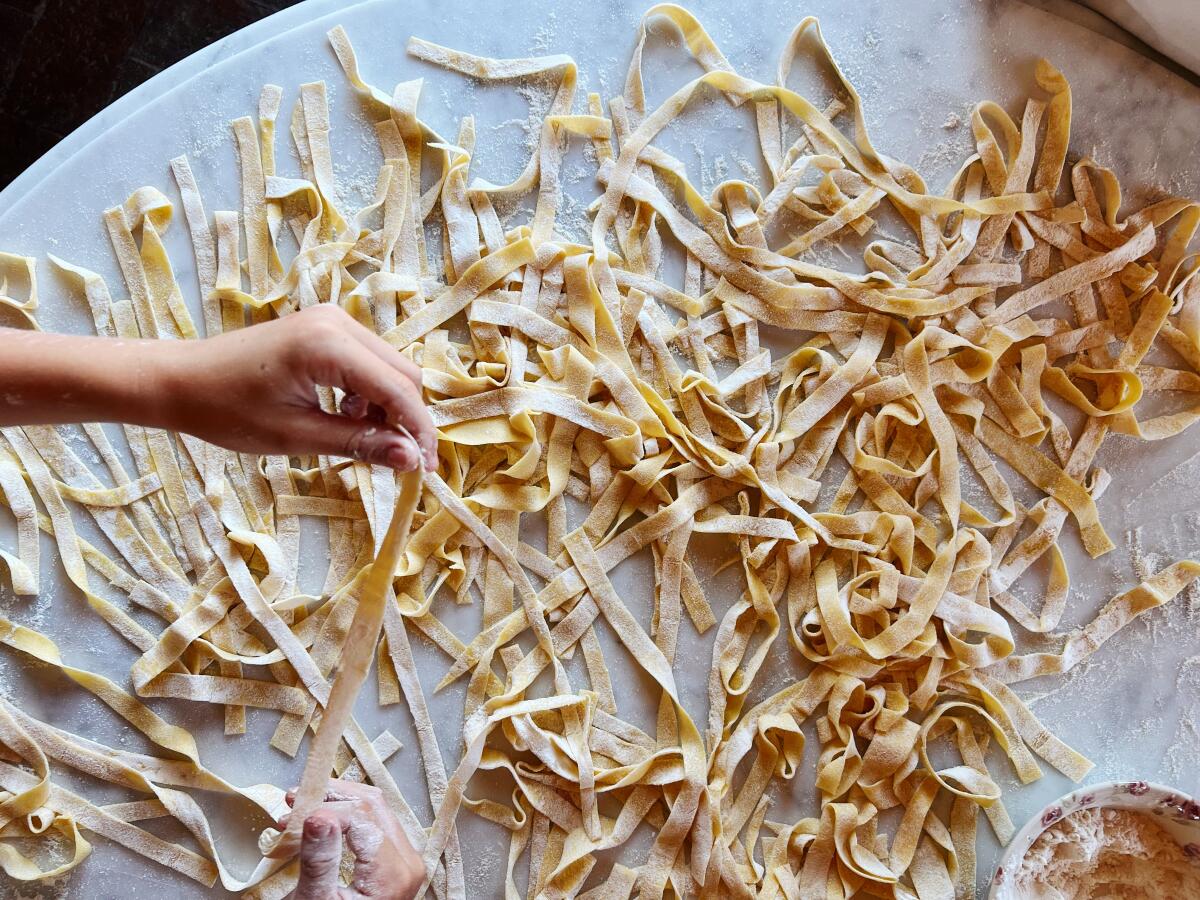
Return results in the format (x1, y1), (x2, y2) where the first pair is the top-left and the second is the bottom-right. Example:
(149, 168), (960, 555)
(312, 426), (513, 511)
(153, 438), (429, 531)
(155, 305), (436, 470)
(281, 780), (424, 900)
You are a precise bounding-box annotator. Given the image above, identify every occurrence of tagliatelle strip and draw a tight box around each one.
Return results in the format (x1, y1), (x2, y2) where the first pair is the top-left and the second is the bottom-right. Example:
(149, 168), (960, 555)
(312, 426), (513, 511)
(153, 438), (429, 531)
(263, 465), (422, 859)
(0, 5), (1198, 898)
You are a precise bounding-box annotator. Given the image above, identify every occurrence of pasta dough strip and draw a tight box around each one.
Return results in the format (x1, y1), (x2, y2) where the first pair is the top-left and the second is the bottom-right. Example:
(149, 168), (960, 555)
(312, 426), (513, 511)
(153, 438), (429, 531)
(265, 465), (422, 857)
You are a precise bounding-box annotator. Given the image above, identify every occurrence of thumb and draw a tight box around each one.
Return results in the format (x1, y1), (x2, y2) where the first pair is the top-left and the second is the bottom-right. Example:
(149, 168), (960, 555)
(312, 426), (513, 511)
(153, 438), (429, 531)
(289, 410), (423, 471)
(292, 813), (342, 900)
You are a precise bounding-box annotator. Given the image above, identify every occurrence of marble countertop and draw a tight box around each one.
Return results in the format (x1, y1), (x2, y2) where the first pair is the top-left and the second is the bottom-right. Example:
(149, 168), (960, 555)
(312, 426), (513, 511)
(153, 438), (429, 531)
(0, 1), (1197, 897)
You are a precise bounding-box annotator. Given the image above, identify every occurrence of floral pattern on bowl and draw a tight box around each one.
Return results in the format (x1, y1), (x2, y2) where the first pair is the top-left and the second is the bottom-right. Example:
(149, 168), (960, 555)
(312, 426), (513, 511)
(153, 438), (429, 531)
(988, 781), (1200, 899)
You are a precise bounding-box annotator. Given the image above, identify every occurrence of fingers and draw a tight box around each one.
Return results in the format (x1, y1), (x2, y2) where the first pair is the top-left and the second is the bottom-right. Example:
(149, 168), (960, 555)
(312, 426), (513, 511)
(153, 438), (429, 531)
(339, 311), (425, 388)
(346, 827), (425, 900)
(345, 818), (387, 895)
(339, 392), (369, 419)
(285, 410), (423, 471)
(286, 779), (383, 808)
(283, 780), (425, 899)
(297, 305), (437, 470)
(291, 811), (343, 900)
(277, 800), (356, 831)
(315, 339), (437, 470)
(319, 779), (384, 803)
(339, 394), (389, 426)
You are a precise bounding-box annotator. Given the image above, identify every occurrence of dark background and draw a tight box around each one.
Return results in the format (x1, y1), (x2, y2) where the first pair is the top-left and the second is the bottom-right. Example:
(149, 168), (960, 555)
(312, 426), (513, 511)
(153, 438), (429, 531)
(0, 0), (300, 188)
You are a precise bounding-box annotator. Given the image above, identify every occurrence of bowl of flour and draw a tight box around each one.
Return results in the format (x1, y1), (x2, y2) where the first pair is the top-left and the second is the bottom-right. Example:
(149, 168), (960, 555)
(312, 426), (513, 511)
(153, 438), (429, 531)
(989, 781), (1200, 899)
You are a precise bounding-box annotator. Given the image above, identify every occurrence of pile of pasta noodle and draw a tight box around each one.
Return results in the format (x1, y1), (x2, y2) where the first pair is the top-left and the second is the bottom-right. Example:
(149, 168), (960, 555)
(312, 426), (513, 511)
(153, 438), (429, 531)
(2, 5), (1200, 898)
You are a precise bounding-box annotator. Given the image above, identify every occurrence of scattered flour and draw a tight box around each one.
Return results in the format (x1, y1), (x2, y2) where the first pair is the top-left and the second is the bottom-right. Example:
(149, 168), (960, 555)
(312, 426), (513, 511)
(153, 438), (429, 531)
(1012, 807), (1200, 899)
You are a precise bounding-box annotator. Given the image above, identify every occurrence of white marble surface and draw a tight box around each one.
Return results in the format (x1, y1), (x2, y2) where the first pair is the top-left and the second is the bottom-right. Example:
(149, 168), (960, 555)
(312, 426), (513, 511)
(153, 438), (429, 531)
(1081, 0), (1200, 76)
(0, 1), (1198, 897)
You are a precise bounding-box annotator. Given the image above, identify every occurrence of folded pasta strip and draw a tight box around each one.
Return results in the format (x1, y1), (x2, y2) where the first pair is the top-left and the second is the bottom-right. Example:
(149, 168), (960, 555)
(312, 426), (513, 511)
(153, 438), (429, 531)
(0, 5), (1197, 898)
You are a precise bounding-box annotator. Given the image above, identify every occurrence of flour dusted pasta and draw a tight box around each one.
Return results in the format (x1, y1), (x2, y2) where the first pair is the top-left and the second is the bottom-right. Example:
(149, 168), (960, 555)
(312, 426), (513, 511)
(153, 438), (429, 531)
(1, 5), (1199, 898)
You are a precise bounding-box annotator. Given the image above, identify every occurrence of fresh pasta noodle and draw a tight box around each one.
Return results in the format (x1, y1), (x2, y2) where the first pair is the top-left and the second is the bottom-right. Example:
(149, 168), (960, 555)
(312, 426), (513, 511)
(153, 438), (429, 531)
(0, 5), (1198, 898)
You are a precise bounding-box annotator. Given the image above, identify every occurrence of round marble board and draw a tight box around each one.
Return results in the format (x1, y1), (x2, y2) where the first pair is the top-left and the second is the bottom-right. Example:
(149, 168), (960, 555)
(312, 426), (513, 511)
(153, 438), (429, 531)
(0, 0), (1197, 896)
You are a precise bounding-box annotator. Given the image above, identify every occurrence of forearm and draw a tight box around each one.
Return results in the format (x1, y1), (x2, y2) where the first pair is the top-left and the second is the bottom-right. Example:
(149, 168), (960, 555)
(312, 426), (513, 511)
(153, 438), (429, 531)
(0, 307), (436, 468)
(0, 328), (179, 430)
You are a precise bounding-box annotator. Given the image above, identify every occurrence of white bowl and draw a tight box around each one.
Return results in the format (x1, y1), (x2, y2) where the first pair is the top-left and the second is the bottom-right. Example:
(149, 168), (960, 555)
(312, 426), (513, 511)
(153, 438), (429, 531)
(988, 780), (1200, 898)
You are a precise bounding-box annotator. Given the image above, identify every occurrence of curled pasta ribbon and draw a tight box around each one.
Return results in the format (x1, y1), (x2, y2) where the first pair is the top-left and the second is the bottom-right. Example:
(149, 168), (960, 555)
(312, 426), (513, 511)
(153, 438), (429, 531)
(0, 5), (1197, 899)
